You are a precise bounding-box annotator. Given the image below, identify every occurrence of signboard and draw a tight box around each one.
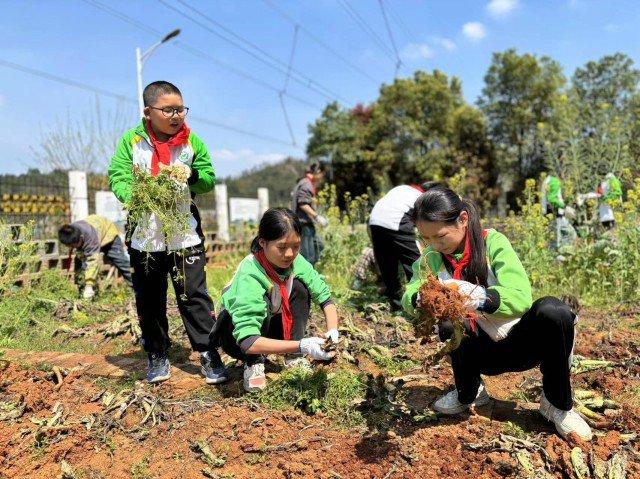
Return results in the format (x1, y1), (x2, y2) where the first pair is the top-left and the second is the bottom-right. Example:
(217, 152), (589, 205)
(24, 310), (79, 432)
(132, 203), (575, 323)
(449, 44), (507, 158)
(95, 191), (127, 224)
(229, 197), (260, 222)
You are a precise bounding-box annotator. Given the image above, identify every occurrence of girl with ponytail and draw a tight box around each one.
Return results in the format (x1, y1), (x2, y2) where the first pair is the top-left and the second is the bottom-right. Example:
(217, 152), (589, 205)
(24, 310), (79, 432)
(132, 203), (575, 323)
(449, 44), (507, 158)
(402, 187), (592, 441)
(211, 207), (338, 392)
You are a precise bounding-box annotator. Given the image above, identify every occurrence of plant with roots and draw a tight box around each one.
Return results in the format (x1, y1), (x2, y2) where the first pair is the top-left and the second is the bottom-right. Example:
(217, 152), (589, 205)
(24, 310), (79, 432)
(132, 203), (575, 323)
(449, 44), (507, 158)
(412, 253), (474, 366)
(125, 164), (192, 247)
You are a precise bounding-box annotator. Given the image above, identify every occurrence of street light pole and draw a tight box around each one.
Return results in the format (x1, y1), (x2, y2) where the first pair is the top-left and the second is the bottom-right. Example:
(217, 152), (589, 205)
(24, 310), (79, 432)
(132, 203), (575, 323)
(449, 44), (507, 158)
(135, 28), (181, 118)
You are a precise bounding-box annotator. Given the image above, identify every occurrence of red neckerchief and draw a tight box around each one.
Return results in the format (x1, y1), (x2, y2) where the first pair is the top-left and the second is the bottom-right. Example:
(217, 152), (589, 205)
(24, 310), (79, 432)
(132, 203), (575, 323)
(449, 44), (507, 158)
(254, 250), (293, 340)
(443, 229), (489, 333)
(144, 119), (191, 176)
(409, 184), (425, 193)
(305, 174), (317, 196)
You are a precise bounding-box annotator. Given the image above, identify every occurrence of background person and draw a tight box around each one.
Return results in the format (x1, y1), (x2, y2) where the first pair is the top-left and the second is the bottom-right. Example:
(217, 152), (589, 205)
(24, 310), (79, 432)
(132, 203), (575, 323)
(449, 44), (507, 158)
(58, 214), (133, 299)
(291, 162), (328, 265)
(368, 181), (441, 311)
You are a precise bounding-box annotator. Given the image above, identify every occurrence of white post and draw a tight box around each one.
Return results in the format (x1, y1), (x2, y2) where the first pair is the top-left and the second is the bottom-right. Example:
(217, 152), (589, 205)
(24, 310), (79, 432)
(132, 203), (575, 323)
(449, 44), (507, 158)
(215, 183), (230, 242)
(257, 187), (269, 217)
(68, 170), (89, 222)
(136, 47), (144, 118)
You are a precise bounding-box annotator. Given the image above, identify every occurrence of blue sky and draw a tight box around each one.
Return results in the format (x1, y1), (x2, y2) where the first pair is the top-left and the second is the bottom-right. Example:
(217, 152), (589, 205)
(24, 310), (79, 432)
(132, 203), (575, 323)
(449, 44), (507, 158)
(1, 0), (639, 177)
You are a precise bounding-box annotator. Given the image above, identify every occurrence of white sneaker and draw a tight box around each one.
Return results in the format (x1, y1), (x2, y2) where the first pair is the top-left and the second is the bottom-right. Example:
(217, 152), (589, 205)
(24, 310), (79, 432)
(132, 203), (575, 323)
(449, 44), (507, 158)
(243, 362), (266, 392)
(283, 355), (312, 370)
(432, 382), (491, 414)
(539, 393), (592, 441)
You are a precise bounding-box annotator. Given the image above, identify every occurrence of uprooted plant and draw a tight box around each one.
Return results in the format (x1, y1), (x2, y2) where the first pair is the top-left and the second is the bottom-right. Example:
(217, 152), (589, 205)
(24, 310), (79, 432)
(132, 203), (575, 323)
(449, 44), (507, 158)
(125, 164), (192, 247)
(414, 274), (469, 366)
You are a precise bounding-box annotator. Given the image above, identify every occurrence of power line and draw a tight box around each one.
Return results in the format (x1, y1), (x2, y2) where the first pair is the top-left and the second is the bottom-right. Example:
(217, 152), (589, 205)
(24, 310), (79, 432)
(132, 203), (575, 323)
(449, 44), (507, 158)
(377, 0), (403, 77)
(0, 58), (298, 148)
(261, 0), (379, 85)
(383, 0), (418, 43)
(0, 59), (130, 102)
(170, 0), (346, 103)
(337, 0), (395, 62)
(82, 0), (322, 111)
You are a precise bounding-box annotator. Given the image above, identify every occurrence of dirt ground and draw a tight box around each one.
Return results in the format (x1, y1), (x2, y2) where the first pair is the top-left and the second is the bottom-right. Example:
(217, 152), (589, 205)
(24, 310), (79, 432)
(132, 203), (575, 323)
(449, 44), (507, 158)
(0, 305), (638, 479)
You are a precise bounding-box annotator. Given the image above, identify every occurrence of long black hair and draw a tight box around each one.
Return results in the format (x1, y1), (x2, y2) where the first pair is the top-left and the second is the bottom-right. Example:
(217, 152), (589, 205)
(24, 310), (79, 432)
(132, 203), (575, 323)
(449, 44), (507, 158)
(250, 207), (302, 253)
(413, 187), (488, 286)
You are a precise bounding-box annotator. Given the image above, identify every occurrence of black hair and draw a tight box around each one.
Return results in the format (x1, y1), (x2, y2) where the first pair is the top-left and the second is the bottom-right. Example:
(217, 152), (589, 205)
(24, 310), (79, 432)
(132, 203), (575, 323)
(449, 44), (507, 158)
(250, 207), (302, 253)
(413, 187), (488, 286)
(306, 162), (326, 175)
(58, 224), (81, 246)
(420, 180), (445, 191)
(143, 81), (182, 107)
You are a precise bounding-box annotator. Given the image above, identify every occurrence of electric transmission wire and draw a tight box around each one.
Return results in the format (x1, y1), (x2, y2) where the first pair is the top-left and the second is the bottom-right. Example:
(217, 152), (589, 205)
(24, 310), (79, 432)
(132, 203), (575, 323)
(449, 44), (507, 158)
(377, 0), (403, 77)
(171, 0), (346, 103)
(280, 25), (300, 146)
(261, 0), (378, 85)
(337, 0), (395, 62)
(82, 0), (322, 110)
(383, 0), (418, 43)
(0, 58), (297, 148)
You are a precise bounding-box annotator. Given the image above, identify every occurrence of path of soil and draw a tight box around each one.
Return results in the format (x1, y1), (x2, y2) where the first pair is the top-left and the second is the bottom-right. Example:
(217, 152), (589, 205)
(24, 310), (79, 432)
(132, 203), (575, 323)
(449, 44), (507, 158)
(1, 308), (638, 479)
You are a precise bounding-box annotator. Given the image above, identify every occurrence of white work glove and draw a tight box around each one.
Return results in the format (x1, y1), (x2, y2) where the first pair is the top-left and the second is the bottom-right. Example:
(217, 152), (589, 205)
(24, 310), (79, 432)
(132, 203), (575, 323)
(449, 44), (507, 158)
(82, 285), (95, 300)
(441, 279), (486, 311)
(315, 215), (329, 227)
(325, 328), (339, 343)
(299, 337), (335, 361)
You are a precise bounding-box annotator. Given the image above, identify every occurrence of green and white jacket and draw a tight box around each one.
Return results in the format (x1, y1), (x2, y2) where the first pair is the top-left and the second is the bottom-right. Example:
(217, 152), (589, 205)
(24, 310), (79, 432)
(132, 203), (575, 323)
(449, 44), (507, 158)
(221, 254), (332, 344)
(402, 229), (533, 341)
(108, 121), (215, 252)
(541, 175), (565, 214)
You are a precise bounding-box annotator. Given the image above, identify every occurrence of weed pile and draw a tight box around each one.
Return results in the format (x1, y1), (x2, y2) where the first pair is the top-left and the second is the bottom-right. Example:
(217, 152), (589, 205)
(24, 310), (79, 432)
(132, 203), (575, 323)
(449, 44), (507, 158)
(259, 367), (366, 427)
(126, 165), (191, 245)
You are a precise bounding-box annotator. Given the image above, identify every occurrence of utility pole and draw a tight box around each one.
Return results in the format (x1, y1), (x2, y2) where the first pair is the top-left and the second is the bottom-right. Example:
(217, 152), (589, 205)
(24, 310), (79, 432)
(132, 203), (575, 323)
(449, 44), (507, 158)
(135, 29), (181, 117)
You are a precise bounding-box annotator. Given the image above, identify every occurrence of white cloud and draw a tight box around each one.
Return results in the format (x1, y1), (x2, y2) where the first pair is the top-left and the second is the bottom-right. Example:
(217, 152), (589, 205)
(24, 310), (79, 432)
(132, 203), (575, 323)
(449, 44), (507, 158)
(567, 0), (578, 8)
(487, 0), (519, 18)
(462, 22), (487, 41)
(0, 94), (5, 108)
(401, 43), (434, 61)
(432, 36), (457, 52)
(213, 148), (286, 176)
(604, 23), (619, 32)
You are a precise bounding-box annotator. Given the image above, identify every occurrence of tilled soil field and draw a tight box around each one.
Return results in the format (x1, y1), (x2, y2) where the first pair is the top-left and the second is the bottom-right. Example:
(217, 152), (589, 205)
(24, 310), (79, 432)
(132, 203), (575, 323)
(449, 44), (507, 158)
(0, 303), (638, 479)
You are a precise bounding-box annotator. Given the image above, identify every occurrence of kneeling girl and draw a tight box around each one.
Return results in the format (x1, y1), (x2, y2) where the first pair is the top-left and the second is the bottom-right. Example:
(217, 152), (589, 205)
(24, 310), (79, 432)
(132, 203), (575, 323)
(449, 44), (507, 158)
(212, 207), (338, 392)
(402, 187), (592, 441)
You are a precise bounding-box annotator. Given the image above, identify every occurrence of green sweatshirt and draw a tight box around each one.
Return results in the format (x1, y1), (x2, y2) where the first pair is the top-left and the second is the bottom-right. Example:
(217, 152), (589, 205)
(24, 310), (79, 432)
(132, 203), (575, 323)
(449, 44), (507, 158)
(402, 229), (532, 328)
(108, 120), (215, 204)
(602, 175), (622, 203)
(545, 176), (565, 209)
(222, 254), (332, 343)
(108, 120), (216, 252)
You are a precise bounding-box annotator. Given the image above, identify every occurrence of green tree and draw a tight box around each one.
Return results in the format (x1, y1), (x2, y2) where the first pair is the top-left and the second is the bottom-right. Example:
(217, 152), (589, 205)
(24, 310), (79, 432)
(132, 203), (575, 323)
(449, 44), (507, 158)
(478, 49), (566, 180)
(306, 102), (374, 199)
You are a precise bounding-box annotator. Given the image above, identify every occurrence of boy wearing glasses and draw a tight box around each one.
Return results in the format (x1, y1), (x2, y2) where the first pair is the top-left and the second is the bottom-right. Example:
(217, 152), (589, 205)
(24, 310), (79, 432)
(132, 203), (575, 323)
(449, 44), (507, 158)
(108, 81), (228, 385)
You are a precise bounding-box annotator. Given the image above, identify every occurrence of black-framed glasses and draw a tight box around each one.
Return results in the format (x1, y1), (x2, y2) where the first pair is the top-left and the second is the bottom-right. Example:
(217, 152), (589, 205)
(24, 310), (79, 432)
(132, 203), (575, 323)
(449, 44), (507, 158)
(149, 106), (190, 118)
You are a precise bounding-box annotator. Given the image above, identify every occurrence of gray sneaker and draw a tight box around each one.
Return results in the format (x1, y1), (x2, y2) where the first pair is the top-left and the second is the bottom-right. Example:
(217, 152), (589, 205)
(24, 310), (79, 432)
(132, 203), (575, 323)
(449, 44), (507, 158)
(147, 353), (171, 383)
(200, 350), (230, 385)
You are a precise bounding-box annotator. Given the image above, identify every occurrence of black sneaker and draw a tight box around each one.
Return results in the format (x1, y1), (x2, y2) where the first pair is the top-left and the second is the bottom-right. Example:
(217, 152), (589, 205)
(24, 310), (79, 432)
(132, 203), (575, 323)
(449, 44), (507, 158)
(200, 350), (230, 385)
(146, 352), (171, 383)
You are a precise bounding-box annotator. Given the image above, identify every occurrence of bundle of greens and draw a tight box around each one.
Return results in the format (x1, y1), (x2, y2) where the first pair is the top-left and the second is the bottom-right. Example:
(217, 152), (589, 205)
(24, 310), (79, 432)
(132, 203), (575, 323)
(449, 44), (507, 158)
(125, 164), (192, 244)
